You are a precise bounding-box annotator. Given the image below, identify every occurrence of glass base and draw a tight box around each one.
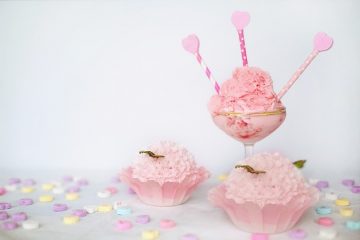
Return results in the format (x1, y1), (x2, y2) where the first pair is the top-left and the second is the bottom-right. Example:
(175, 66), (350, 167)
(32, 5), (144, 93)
(244, 143), (254, 158)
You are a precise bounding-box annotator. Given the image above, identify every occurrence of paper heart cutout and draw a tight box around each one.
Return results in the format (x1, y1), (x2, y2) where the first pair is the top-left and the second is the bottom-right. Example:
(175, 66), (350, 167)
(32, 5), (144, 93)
(231, 11), (250, 30)
(182, 34), (200, 54)
(314, 32), (333, 52)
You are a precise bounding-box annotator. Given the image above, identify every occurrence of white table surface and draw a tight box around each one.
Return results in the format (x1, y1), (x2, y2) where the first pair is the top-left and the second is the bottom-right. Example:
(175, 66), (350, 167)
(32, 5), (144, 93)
(0, 170), (359, 240)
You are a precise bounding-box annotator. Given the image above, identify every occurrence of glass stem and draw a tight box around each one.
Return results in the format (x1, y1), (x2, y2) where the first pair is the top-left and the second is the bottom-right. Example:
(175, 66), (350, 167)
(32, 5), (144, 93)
(244, 143), (254, 158)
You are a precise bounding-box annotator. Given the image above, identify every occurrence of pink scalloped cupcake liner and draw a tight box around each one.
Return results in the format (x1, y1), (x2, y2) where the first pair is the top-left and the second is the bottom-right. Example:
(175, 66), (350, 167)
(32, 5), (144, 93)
(208, 184), (318, 233)
(120, 167), (209, 207)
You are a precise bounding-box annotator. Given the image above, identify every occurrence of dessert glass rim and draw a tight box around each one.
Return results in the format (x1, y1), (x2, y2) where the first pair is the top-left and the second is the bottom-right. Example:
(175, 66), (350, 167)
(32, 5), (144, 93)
(215, 107), (286, 117)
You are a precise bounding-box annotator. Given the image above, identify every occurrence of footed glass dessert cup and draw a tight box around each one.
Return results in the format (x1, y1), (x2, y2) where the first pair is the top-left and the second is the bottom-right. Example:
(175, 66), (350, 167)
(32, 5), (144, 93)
(210, 107), (286, 157)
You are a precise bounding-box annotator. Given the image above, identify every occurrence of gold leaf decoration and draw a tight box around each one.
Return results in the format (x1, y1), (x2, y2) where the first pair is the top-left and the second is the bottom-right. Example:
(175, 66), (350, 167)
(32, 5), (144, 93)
(293, 159), (306, 169)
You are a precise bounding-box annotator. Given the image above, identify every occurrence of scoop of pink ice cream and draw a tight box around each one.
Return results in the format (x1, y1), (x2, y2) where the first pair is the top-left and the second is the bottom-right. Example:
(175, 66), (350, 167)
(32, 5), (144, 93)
(208, 67), (284, 114)
(131, 141), (207, 185)
(208, 153), (318, 233)
(224, 152), (318, 208)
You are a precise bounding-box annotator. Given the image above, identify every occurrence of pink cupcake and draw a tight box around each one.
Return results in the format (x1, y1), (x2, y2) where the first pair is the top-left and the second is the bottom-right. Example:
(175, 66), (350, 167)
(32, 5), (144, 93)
(120, 141), (209, 207)
(208, 152), (318, 233)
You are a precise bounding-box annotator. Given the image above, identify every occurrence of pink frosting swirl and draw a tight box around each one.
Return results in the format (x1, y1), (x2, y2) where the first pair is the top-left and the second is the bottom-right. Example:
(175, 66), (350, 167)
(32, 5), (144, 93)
(208, 67), (284, 114)
(131, 141), (203, 185)
(224, 152), (317, 207)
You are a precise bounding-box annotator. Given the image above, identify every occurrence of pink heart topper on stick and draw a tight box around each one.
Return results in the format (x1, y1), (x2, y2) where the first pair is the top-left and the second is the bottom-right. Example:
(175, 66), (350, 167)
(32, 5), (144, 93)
(313, 32), (333, 52)
(231, 11), (250, 30)
(231, 11), (251, 66)
(182, 34), (220, 94)
(277, 32), (333, 100)
(182, 34), (200, 54)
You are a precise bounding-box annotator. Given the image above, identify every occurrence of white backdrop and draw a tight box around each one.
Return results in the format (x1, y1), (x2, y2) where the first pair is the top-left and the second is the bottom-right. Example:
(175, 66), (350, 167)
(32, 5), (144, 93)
(0, 0), (359, 179)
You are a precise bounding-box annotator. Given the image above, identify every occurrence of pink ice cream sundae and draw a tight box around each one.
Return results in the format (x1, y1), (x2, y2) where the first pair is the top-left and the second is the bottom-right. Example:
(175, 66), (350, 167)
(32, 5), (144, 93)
(208, 67), (286, 144)
(182, 11), (332, 153)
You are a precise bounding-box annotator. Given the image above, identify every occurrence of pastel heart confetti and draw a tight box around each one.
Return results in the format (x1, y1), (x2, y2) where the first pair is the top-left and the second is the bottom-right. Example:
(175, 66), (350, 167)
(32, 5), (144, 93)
(314, 32), (333, 52)
(231, 11), (250, 30)
(182, 34), (199, 54)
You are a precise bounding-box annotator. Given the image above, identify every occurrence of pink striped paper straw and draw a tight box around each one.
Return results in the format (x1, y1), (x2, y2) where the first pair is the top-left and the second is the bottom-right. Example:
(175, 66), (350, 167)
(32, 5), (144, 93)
(182, 34), (220, 94)
(277, 32), (333, 100)
(231, 11), (250, 66)
(237, 29), (248, 66)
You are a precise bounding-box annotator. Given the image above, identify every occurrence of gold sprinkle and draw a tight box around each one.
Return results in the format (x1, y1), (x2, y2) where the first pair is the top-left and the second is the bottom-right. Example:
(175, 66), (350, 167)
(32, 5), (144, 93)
(235, 165), (266, 174)
(139, 150), (165, 159)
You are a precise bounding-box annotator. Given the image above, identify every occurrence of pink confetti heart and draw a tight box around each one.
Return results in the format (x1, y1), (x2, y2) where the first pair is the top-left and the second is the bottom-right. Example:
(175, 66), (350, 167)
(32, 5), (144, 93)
(314, 32), (333, 52)
(231, 11), (250, 30)
(182, 34), (200, 54)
